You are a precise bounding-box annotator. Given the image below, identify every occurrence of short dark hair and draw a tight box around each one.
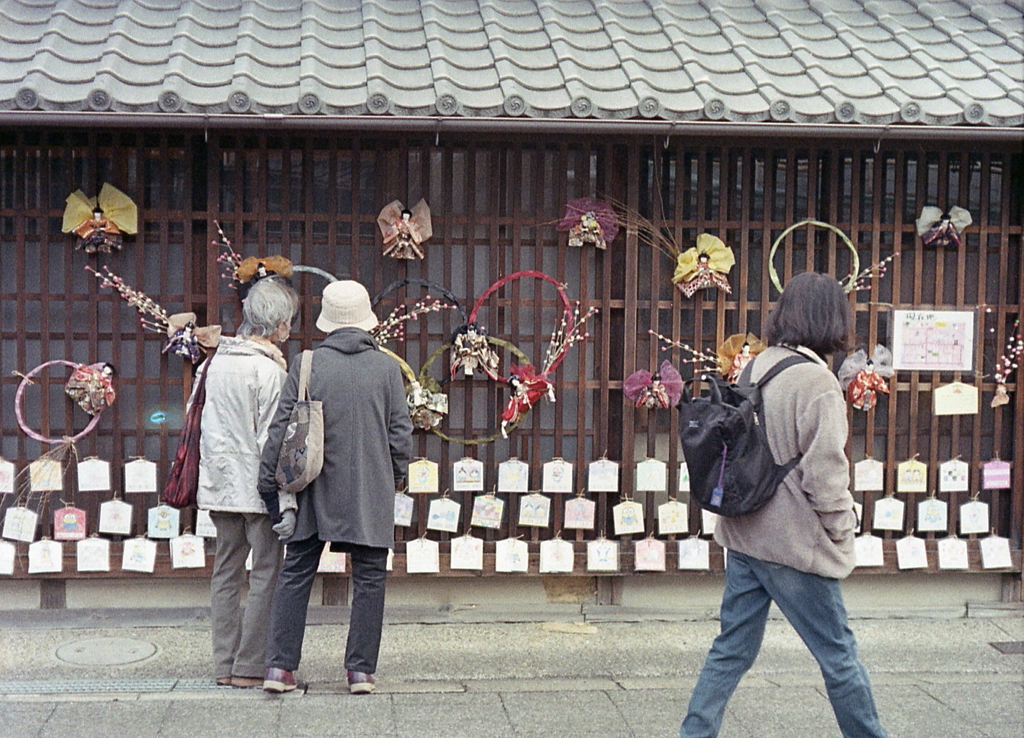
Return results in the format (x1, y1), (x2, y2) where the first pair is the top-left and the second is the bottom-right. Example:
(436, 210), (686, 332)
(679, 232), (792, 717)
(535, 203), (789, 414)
(764, 272), (852, 355)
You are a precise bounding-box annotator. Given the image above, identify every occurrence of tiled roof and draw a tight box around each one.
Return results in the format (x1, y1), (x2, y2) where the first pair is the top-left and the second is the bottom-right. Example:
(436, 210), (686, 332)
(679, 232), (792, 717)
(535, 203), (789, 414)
(1, 0), (1021, 127)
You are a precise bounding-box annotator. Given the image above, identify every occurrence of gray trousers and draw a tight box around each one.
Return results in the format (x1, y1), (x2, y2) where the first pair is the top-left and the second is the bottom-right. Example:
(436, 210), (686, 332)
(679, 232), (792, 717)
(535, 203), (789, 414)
(265, 535), (388, 674)
(209, 511), (283, 679)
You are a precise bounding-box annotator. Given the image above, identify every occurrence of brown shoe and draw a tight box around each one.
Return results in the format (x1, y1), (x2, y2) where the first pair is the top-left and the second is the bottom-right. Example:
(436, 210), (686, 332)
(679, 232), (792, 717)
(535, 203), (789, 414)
(231, 676), (264, 689)
(263, 667), (298, 693)
(347, 670), (375, 695)
(215, 677), (233, 687)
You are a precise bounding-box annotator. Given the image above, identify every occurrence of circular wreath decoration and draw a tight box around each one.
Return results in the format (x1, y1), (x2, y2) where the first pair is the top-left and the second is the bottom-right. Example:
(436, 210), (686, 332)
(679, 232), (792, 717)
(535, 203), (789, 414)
(769, 220), (860, 295)
(15, 361), (105, 444)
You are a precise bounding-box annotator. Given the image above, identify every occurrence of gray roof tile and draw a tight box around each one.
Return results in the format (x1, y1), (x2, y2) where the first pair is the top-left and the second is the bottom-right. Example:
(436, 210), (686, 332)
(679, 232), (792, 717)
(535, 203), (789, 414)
(1, 0), (1018, 127)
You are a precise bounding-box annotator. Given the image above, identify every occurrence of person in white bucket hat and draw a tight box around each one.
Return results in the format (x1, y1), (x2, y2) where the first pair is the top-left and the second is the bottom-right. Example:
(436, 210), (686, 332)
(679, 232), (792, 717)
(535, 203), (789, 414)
(259, 279), (412, 695)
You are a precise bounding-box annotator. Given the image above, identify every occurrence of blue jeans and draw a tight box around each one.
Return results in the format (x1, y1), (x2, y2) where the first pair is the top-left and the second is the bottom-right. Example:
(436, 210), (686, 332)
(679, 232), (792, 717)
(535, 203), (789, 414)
(680, 551), (886, 738)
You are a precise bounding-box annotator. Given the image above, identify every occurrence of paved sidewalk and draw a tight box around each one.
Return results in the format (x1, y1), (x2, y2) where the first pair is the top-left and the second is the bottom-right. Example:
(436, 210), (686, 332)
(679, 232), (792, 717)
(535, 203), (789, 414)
(0, 606), (1021, 738)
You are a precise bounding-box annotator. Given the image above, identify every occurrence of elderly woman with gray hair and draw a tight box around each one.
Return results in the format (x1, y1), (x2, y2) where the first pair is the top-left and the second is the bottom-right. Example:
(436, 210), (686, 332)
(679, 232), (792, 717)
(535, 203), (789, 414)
(195, 277), (300, 688)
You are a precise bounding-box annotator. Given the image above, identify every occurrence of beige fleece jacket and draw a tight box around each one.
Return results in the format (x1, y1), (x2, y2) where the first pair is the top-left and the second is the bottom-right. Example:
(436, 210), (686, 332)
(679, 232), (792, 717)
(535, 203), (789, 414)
(714, 345), (858, 579)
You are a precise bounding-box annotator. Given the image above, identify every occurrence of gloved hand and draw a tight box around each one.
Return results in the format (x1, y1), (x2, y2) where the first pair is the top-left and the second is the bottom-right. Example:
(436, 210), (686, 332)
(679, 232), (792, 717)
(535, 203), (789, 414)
(272, 510), (296, 540)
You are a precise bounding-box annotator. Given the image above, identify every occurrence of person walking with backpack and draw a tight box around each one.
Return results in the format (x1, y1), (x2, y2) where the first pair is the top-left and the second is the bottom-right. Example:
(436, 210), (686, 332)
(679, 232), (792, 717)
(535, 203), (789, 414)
(679, 272), (886, 738)
(258, 280), (413, 695)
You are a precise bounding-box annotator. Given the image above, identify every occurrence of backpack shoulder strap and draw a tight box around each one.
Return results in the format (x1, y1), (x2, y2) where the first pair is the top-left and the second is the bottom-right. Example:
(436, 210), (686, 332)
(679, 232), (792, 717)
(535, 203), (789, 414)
(754, 354), (812, 389)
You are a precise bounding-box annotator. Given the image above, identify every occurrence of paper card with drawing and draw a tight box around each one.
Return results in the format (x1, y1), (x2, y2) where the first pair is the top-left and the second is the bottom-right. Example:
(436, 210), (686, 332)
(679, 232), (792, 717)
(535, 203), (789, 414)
(542, 459), (574, 493)
(896, 459), (927, 493)
(701, 510), (719, 536)
(394, 492), (415, 527)
(497, 459), (529, 492)
(3, 507), (38, 543)
(147, 504), (180, 539)
(405, 538), (440, 574)
(495, 537), (529, 573)
(194, 509), (218, 538)
(896, 535), (928, 570)
(635, 459), (667, 492)
(916, 498), (948, 533)
(0, 457), (14, 495)
(0, 540), (16, 575)
(450, 534), (484, 571)
(121, 537), (157, 573)
(678, 462), (691, 493)
(854, 534), (884, 567)
(76, 458), (111, 492)
(427, 497), (461, 533)
(634, 538), (666, 571)
(539, 538), (575, 573)
(170, 534), (206, 569)
(471, 495), (504, 529)
(453, 458), (485, 492)
(939, 458), (969, 493)
(872, 497), (905, 531)
(612, 500), (644, 535)
(854, 458), (884, 492)
(564, 497), (596, 530)
(76, 537), (110, 572)
(587, 539), (619, 572)
(937, 537), (969, 570)
(658, 501), (689, 535)
(980, 535), (1012, 569)
(982, 459), (1011, 490)
(30, 458), (62, 492)
(28, 539), (63, 574)
(518, 494), (551, 528)
(933, 381), (979, 415)
(98, 499), (133, 536)
(959, 500), (989, 535)
(318, 547), (346, 573)
(677, 537), (710, 570)
(587, 459), (619, 493)
(124, 459), (158, 493)
(52, 506), (87, 541)
(408, 459), (439, 493)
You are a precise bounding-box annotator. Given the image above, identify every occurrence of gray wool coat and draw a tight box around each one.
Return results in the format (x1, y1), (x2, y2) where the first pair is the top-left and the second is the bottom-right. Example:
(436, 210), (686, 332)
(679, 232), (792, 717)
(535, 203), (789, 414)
(257, 328), (413, 549)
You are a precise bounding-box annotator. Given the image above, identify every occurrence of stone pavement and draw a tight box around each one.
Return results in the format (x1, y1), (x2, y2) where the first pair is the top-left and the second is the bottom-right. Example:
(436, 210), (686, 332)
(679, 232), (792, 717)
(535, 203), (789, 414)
(0, 605), (1021, 738)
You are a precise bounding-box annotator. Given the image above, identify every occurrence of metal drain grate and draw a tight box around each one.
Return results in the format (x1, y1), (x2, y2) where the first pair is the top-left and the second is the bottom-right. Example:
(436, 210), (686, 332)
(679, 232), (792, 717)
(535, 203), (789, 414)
(989, 641), (1024, 655)
(0, 678), (176, 695)
(174, 678), (235, 691)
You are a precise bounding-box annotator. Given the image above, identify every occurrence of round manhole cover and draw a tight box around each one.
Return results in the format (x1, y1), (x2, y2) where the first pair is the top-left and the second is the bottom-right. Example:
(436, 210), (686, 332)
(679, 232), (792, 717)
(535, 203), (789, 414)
(55, 637), (159, 666)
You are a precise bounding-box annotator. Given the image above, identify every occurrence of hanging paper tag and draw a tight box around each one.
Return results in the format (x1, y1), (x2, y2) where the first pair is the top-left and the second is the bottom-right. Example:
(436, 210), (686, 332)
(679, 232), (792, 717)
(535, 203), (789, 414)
(98, 499), (133, 536)
(121, 537), (157, 573)
(427, 497), (461, 533)
(3, 507), (39, 543)
(564, 497), (596, 530)
(854, 458), (884, 492)
(394, 492), (415, 527)
(701, 510), (719, 536)
(934, 381), (979, 415)
(518, 494), (551, 528)
(587, 459), (620, 493)
(450, 534), (484, 570)
(917, 498), (948, 533)
(76, 538), (110, 572)
(124, 459), (158, 493)
(677, 538), (710, 570)
(896, 459), (927, 493)
(470, 495), (504, 529)
(52, 506), (87, 541)
(408, 459), (439, 493)
(658, 501), (689, 535)
(147, 504), (180, 539)
(542, 459), (574, 493)
(30, 458), (63, 492)
(28, 539), (63, 574)
(980, 535), (1012, 569)
(587, 539), (619, 572)
(497, 458), (529, 492)
(76, 458), (111, 492)
(194, 509), (218, 538)
(495, 537), (529, 573)
(853, 501), (863, 534)
(0, 457), (14, 495)
(405, 538), (440, 574)
(453, 458), (485, 492)
(678, 462), (691, 493)
(937, 537), (969, 570)
(872, 497), (905, 531)
(635, 459), (667, 492)
(612, 500), (644, 535)
(896, 536), (928, 570)
(854, 534), (884, 567)
(982, 460), (1011, 490)
(959, 500), (989, 535)
(939, 459), (969, 493)
(0, 540), (15, 575)
(170, 534), (206, 569)
(539, 538), (575, 573)
(634, 538), (666, 571)
(318, 547), (346, 573)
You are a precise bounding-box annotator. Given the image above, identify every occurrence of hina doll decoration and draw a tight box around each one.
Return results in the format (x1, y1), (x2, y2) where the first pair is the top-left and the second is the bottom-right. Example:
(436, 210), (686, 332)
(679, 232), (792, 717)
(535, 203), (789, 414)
(672, 234), (735, 298)
(451, 324), (501, 379)
(62, 183), (138, 254)
(87, 265), (221, 363)
(406, 380), (448, 431)
(838, 345), (895, 411)
(916, 206), (972, 248)
(214, 221), (338, 296)
(556, 198), (619, 249)
(63, 362), (116, 416)
(377, 199), (433, 259)
(716, 334), (767, 383)
(990, 318), (1022, 408)
(623, 360), (684, 409)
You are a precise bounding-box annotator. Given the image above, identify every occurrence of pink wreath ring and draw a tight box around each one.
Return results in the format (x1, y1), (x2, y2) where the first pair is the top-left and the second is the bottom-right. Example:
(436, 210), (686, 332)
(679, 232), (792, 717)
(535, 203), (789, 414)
(15, 361), (104, 444)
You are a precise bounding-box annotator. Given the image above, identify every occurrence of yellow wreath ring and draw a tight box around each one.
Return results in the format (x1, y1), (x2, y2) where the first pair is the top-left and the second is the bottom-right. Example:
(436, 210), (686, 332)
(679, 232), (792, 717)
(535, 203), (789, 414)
(769, 220), (859, 295)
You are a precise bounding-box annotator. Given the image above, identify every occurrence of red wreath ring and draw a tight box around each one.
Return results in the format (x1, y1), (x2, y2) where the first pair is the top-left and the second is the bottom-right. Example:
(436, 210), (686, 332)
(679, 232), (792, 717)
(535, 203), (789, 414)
(15, 361), (104, 444)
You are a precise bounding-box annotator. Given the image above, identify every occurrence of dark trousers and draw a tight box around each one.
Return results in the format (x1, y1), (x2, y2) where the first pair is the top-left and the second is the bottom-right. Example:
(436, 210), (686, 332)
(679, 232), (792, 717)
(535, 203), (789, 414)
(265, 535), (388, 674)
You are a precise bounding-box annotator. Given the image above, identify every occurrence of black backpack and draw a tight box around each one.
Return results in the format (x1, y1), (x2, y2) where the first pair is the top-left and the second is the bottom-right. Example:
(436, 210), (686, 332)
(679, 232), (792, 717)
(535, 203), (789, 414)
(676, 352), (810, 518)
